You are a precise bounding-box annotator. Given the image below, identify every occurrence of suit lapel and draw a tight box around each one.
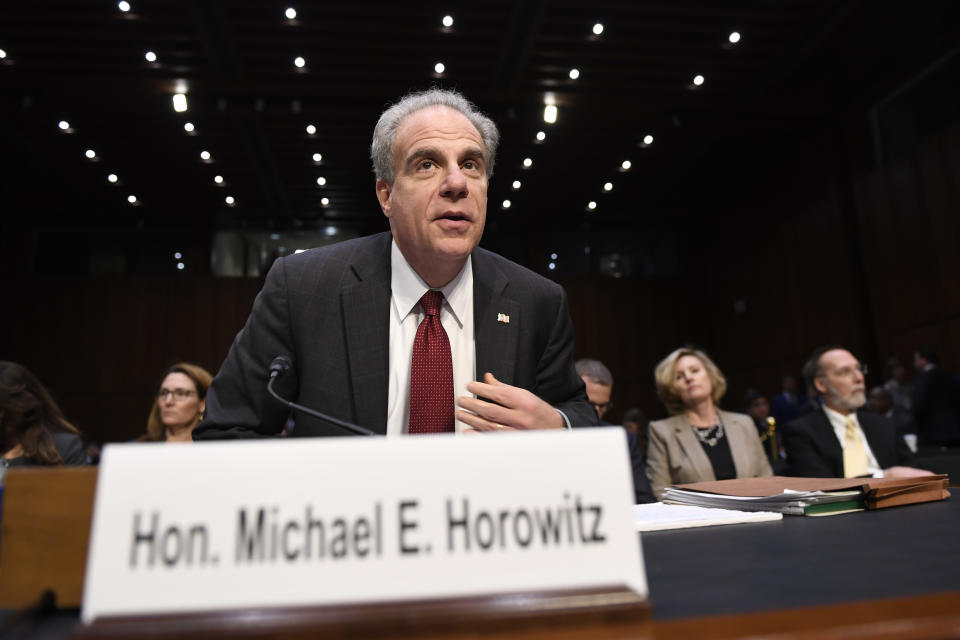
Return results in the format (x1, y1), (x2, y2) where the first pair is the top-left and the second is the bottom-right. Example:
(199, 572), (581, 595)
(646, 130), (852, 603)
(472, 251), (519, 385)
(672, 416), (717, 481)
(342, 235), (391, 434)
(722, 411), (751, 476)
(812, 409), (843, 475)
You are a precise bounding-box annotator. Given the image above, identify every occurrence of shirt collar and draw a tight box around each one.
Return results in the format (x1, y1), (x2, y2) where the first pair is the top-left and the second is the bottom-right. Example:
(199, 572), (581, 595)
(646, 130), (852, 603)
(390, 239), (471, 327)
(822, 404), (859, 432)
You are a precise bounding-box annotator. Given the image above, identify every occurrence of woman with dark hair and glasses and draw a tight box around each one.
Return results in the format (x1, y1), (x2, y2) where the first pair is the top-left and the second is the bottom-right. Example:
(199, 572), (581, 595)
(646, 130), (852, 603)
(142, 363), (213, 442)
(0, 361), (88, 467)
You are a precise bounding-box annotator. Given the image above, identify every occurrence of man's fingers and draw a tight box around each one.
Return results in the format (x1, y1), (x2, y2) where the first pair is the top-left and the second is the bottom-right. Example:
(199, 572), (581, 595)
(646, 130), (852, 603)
(457, 395), (514, 426)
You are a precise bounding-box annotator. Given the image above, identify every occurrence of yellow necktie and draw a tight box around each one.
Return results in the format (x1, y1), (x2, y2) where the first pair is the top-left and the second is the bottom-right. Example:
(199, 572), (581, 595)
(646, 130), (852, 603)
(843, 415), (868, 478)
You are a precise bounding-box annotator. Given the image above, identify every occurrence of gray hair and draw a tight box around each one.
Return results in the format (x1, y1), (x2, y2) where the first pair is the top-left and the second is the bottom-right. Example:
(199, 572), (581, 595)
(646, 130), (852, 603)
(575, 358), (613, 386)
(370, 88), (500, 183)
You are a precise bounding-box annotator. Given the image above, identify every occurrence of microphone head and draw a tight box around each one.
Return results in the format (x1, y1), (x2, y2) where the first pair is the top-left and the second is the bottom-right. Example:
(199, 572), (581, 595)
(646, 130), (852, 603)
(269, 355), (292, 378)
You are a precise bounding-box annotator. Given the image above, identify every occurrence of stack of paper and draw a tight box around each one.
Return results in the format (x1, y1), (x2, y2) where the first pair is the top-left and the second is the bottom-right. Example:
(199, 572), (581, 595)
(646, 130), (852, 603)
(633, 502), (782, 531)
(660, 487), (864, 516)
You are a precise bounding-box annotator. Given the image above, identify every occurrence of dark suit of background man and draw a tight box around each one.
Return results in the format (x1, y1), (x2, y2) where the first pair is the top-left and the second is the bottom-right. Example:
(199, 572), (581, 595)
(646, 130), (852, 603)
(195, 89), (595, 439)
(782, 346), (930, 479)
(911, 348), (960, 450)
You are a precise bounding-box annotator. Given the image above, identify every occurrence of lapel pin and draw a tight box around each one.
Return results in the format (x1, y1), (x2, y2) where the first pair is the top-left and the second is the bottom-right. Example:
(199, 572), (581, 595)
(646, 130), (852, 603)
(497, 313), (510, 324)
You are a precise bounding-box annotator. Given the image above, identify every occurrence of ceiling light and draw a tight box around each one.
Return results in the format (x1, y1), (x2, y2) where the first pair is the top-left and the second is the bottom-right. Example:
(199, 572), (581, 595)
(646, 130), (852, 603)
(587, 201), (597, 210)
(621, 160), (632, 170)
(324, 225), (338, 236)
(316, 176), (326, 186)
(285, 7), (297, 19)
(522, 157), (533, 168)
(593, 23), (604, 35)
(214, 175), (224, 184)
(294, 56), (306, 68)
(177, 262), (185, 270)
(728, 31), (741, 44)
(550, 253), (558, 260)
(225, 196), (235, 205)
(568, 68), (580, 80)
(306, 124), (316, 135)
(502, 200), (511, 209)
(84, 149), (96, 159)
(107, 174), (118, 183)
(512, 180), (521, 190)
(693, 74), (704, 86)
(174, 252), (182, 259)
(312, 152), (322, 162)
(118, 1), (130, 12)
(144, 51), (157, 62)
(0, 49), (7, 59)
(536, 131), (546, 141)
(172, 93), (187, 112)
(643, 134), (654, 145)
(183, 122), (195, 132)
(321, 197), (330, 206)
(442, 15), (454, 27)
(127, 195), (137, 204)
(200, 150), (211, 160)
(434, 62), (445, 74)
(58, 120), (70, 130)
(548, 262), (556, 271)
(603, 182), (613, 191)
(543, 105), (557, 124)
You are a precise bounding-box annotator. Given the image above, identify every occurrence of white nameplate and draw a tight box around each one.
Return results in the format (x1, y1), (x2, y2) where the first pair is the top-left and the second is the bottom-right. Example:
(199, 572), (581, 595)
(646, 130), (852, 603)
(81, 428), (646, 623)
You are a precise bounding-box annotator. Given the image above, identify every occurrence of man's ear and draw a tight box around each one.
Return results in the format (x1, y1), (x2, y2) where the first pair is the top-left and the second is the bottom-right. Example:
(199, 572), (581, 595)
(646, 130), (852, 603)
(376, 179), (392, 217)
(813, 376), (827, 395)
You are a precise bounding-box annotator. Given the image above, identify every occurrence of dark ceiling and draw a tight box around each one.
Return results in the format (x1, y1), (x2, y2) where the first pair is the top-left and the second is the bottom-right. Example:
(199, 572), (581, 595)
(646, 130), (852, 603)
(1, 1), (958, 275)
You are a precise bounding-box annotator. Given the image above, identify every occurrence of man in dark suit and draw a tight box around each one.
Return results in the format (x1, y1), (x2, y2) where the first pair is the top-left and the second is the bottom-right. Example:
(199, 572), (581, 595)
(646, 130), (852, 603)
(195, 89), (595, 439)
(911, 348), (960, 450)
(782, 346), (929, 478)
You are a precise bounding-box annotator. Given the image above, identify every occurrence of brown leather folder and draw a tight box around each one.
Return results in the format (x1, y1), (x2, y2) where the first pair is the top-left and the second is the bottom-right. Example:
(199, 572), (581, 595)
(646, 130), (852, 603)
(673, 475), (950, 509)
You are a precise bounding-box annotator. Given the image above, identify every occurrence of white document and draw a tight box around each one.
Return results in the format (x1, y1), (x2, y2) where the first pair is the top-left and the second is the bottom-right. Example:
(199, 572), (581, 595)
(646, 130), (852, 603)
(634, 502), (782, 531)
(82, 428), (646, 623)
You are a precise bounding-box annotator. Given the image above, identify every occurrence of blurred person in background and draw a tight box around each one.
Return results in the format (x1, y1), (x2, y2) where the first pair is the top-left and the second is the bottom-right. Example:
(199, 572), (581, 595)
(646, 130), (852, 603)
(646, 347), (772, 500)
(142, 363), (213, 443)
(0, 361), (88, 467)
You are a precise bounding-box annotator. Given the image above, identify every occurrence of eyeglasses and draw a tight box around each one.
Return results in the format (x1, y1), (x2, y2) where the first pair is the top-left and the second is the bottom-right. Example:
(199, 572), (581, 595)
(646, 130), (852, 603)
(156, 388), (196, 401)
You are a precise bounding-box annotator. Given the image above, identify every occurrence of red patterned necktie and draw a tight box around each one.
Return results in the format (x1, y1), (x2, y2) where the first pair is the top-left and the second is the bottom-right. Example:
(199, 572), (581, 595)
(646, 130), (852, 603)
(408, 290), (455, 434)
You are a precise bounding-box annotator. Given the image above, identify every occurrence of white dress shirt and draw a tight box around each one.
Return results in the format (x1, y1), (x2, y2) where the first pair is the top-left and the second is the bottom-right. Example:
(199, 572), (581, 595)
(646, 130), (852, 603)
(387, 240), (475, 436)
(822, 405), (883, 477)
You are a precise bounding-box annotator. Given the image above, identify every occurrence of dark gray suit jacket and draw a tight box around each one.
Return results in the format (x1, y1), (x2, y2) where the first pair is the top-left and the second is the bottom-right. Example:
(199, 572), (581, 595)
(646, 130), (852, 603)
(782, 408), (913, 477)
(195, 232), (595, 438)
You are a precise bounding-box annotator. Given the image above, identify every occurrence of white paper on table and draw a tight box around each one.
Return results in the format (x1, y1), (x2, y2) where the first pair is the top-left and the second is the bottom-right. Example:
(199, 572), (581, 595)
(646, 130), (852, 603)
(633, 502), (782, 532)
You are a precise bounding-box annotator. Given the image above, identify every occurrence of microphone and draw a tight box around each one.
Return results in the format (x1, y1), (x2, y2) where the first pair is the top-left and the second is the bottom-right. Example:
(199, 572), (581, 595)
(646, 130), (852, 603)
(267, 355), (375, 437)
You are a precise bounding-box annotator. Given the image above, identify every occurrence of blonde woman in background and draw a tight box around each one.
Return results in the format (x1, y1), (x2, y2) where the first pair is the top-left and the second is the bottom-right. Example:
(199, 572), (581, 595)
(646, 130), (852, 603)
(646, 347), (772, 499)
(142, 363), (212, 442)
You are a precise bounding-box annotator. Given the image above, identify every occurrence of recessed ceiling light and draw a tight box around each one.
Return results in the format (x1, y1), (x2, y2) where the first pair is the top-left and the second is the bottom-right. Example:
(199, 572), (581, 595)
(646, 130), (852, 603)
(592, 23), (604, 35)
(550, 253), (558, 260)
(522, 157), (533, 168)
(502, 200), (512, 209)
(321, 197), (330, 206)
(172, 93), (187, 112)
(693, 74), (705, 86)
(621, 160), (632, 170)
(58, 120), (70, 130)
(225, 196), (235, 205)
(587, 201), (597, 210)
(536, 131), (546, 141)
(434, 62), (445, 74)
(0, 49), (7, 59)
(316, 176), (326, 186)
(144, 51), (157, 62)
(177, 262), (185, 270)
(603, 182), (613, 191)
(548, 262), (556, 271)
(312, 152), (322, 162)
(568, 68), (580, 80)
(285, 7), (297, 20)
(183, 122), (195, 132)
(442, 15), (453, 27)
(543, 105), (557, 124)
(643, 134), (654, 145)
(174, 252), (182, 259)
(118, 1), (130, 12)
(214, 175), (224, 184)
(306, 124), (316, 135)
(512, 180), (521, 190)
(294, 56), (306, 68)
(107, 173), (118, 183)
(127, 195), (137, 204)
(85, 149), (96, 159)
(728, 31), (741, 44)
(200, 150), (211, 160)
